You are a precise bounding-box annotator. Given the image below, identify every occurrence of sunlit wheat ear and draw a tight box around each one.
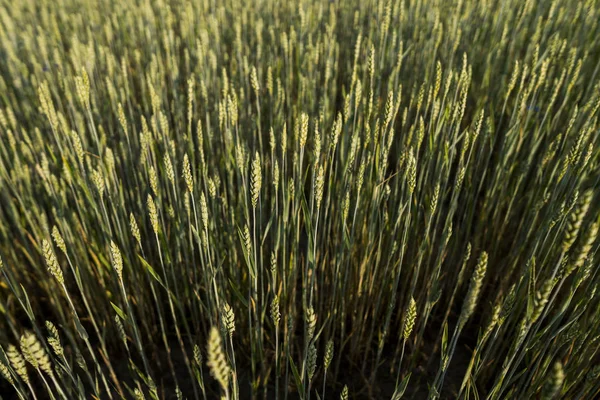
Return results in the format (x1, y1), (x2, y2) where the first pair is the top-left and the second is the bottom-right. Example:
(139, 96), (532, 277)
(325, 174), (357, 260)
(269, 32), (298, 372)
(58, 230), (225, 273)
(300, 113), (309, 148)
(91, 168), (106, 199)
(315, 165), (325, 209)
(164, 153), (175, 184)
(306, 307), (317, 341)
(571, 221), (598, 271)
(147, 195), (159, 235)
(51, 226), (67, 255)
(406, 150), (416, 195)
(562, 189), (593, 252)
(222, 303), (236, 338)
(340, 385), (349, 400)
(45, 321), (63, 357)
(251, 152), (262, 208)
(129, 213), (141, 245)
(193, 344), (202, 367)
(207, 326), (230, 393)
(183, 154), (193, 193)
(74, 68), (90, 111)
(430, 184), (440, 214)
(542, 361), (564, 400)
(20, 331), (52, 375)
(273, 159), (280, 193)
(459, 251), (487, 329)
(0, 361), (14, 384)
(149, 166), (158, 196)
(42, 239), (63, 284)
(530, 278), (553, 324)
(134, 388), (145, 400)
(110, 241), (123, 280)
(7, 345), (28, 383)
(271, 296), (281, 325)
(117, 103), (128, 137)
(403, 297), (417, 340)
(250, 66), (260, 96)
(324, 339), (334, 370)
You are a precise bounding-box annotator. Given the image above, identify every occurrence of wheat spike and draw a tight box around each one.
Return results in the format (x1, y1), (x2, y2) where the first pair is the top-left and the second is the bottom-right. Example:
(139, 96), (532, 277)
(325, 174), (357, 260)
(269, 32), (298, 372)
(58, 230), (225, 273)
(20, 331), (53, 375)
(0, 361), (14, 385)
(324, 339), (334, 370)
(251, 152), (262, 208)
(207, 326), (230, 393)
(7, 345), (28, 383)
(130, 213), (141, 245)
(459, 251), (487, 329)
(183, 153), (193, 193)
(147, 195), (159, 235)
(110, 241), (123, 280)
(271, 295), (281, 325)
(306, 307), (317, 341)
(51, 226), (67, 255)
(46, 321), (64, 357)
(340, 385), (349, 400)
(562, 189), (593, 252)
(542, 361), (564, 400)
(403, 297), (417, 340)
(222, 303), (236, 337)
(42, 239), (63, 284)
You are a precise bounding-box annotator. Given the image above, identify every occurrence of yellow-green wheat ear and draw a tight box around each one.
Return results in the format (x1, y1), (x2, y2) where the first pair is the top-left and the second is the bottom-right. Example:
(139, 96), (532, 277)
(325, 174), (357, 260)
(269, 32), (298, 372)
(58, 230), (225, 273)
(20, 331), (53, 376)
(222, 303), (236, 337)
(562, 189), (593, 252)
(51, 226), (67, 255)
(42, 239), (64, 284)
(403, 297), (417, 340)
(530, 279), (553, 325)
(193, 344), (202, 366)
(251, 152), (262, 208)
(110, 241), (124, 280)
(459, 251), (487, 329)
(340, 385), (349, 400)
(45, 321), (63, 357)
(7, 344), (29, 383)
(270, 295), (281, 325)
(324, 340), (334, 370)
(134, 388), (146, 400)
(306, 307), (317, 341)
(207, 326), (230, 393)
(0, 361), (14, 384)
(542, 361), (564, 400)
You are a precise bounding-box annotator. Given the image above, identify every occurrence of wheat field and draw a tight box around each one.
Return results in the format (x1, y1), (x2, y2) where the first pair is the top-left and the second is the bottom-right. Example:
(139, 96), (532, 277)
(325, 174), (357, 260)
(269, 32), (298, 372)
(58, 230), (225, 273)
(0, 0), (599, 399)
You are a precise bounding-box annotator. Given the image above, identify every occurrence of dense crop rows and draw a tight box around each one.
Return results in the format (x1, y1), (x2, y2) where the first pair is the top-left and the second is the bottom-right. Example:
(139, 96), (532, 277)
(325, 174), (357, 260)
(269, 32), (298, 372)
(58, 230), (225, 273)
(0, 0), (599, 399)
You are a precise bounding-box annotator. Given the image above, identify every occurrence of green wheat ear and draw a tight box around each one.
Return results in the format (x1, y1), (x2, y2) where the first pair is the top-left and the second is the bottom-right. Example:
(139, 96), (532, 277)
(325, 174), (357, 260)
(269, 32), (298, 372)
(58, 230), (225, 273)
(542, 361), (564, 400)
(562, 190), (593, 252)
(324, 339), (334, 370)
(207, 326), (230, 393)
(459, 251), (487, 329)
